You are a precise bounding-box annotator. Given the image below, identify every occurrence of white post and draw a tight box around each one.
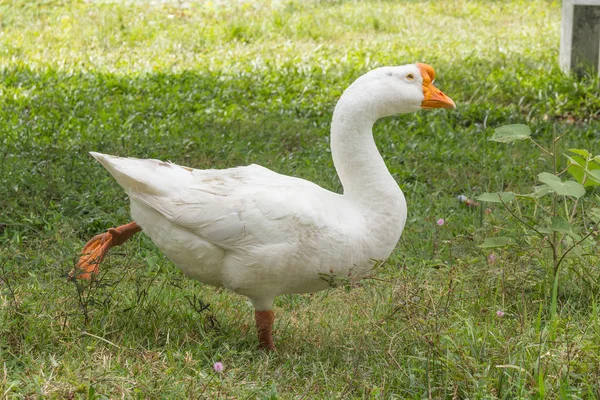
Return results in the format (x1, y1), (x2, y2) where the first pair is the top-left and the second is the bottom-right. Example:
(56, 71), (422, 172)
(560, 0), (600, 76)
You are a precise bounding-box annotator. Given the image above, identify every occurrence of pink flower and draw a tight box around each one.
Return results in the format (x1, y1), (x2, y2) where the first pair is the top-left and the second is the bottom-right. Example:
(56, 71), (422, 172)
(436, 218), (445, 226)
(496, 310), (505, 317)
(213, 362), (224, 372)
(487, 253), (497, 263)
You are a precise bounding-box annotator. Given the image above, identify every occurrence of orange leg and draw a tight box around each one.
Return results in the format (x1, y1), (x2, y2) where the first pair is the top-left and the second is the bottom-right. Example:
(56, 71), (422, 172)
(255, 310), (276, 351)
(71, 222), (142, 280)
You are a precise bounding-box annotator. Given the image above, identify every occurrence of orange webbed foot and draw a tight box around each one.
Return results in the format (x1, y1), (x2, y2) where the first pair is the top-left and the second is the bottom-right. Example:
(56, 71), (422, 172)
(70, 222), (141, 281)
(71, 232), (115, 280)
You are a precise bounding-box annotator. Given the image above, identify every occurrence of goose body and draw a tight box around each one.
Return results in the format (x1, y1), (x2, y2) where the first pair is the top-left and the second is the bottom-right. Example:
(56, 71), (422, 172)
(93, 155), (405, 310)
(78, 63), (455, 349)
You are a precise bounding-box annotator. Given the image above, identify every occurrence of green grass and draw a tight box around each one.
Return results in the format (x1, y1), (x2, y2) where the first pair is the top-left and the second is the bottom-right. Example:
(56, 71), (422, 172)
(1, 0), (600, 398)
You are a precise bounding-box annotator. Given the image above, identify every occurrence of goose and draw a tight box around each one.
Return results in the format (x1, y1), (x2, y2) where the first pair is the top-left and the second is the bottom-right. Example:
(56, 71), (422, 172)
(73, 63), (455, 350)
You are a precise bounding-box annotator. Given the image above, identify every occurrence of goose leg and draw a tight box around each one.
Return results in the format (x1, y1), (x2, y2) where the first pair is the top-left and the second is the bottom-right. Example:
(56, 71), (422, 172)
(70, 221), (142, 280)
(255, 310), (276, 351)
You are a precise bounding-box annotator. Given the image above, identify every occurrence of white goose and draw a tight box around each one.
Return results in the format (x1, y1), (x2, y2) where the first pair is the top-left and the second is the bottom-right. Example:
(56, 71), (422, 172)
(74, 63), (455, 350)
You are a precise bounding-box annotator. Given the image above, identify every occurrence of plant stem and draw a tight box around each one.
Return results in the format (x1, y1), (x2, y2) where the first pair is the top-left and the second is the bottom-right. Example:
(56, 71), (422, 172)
(568, 166), (588, 223)
(552, 126), (558, 275)
(529, 198), (553, 216)
(555, 130), (569, 142)
(528, 138), (553, 156)
(555, 219), (600, 273)
(498, 196), (555, 253)
(556, 165), (569, 177)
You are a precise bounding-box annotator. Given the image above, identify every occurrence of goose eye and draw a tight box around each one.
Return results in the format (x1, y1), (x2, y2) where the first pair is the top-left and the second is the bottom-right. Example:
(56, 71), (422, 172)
(406, 73), (415, 81)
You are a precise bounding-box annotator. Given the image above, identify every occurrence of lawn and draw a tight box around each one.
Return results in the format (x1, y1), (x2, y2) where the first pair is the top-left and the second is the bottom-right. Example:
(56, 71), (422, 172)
(1, 0), (600, 398)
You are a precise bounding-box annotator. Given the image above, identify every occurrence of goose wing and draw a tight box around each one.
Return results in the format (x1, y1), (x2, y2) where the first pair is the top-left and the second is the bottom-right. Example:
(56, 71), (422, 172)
(91, 152), (346, 250)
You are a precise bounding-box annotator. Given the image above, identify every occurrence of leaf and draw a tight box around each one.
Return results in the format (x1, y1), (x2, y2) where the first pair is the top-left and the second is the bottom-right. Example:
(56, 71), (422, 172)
(537, 226), (552, 234)
(538, 217), (581, 240)
(592, 208), (600, 224)
(550, 216), (572, 234)
(478, 237), (513, 248)
(476, 192), (515, 203)
(568, 148), (591, 158)
(569, 168), (600, 187)
(564, 154), (584, 168)
(567, 163), (587, 186)
(522, 185), (551, 199)
(488, 124), (531, 143)
(537, 172), (586, 198)
(594, 155), (600, 164)
(565, 153), (600, 187)
(588, 169), (600, 184)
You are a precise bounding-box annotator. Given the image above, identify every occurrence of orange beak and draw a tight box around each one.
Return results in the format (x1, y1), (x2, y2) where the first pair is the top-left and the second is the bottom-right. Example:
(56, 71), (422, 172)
(417, 63), (456, 109)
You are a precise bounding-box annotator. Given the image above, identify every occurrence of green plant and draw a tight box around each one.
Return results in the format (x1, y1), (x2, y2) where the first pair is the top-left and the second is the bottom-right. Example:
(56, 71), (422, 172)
(477, 123), (600, 281)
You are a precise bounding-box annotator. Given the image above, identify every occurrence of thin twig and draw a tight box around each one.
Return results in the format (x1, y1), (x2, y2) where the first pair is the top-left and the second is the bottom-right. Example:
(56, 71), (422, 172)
(528, 138), (553, 156)
(555, 130), (569, 143)
(569, 174), (587, 222)
(555, 220), (600, 272)
(552, 126), (559, 273)
(499, 195), (553, 246)
(528, 198), (553, 216)
(556, 165), (570, 177)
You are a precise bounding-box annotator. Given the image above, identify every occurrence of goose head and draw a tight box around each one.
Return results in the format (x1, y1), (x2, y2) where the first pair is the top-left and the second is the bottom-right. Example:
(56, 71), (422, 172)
(342, 63), (456, 120)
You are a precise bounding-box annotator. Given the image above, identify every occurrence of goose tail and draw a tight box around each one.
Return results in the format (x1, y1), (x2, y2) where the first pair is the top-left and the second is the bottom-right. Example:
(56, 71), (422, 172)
(89, 152), (192, 196)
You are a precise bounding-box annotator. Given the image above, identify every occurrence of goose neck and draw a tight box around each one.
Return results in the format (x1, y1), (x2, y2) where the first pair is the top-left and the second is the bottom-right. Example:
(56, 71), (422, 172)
(330, 92), (401, 203)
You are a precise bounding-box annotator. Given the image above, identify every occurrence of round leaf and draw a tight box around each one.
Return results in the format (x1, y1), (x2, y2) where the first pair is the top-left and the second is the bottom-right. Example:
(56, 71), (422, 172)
(489, 124), (531, 143)
(537, 172), (586, 198)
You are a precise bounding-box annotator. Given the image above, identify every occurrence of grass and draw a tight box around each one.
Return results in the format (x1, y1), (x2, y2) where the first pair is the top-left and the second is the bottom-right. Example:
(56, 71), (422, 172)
(1, 0), (600, 397)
